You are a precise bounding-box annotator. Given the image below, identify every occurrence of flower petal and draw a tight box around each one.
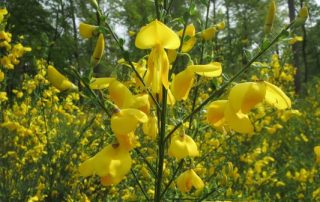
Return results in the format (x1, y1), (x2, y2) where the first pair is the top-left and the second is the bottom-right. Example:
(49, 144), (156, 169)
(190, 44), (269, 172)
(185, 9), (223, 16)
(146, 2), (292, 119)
(228, 82), (266, 113)
(90, 77), (115, 89)
(171, 69), (194, 101)
(135, 20), (180, 49)
(264, 81), (291, 109)
(224, 104), (254, 134)
(187, 62), (222, 77)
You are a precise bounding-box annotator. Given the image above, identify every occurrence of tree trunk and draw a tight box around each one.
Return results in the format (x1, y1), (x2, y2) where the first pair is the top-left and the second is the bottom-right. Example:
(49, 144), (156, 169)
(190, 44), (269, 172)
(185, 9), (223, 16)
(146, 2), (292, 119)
(288, 0), (301, 93)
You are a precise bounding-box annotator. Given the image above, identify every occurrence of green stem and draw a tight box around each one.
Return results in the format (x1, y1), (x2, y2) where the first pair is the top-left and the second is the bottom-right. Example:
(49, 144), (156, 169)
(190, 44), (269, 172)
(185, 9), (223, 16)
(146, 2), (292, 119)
(154, 0), (161, 20)
(154, 87), (168, 202)
(131, 169), (149, 201)
(160, 160), (184, 199)
(71, 69), (112, 117)
(134, 148), (157, 177)
(164, 21), (295, 142)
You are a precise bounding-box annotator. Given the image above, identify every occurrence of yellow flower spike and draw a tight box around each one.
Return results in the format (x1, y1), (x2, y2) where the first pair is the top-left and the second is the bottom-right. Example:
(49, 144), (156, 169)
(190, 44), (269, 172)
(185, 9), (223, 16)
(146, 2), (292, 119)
(264, 0), (276, 34)
(142, 114), (158, 139)
(228, 82), (266, 113)
(171, 69), (194, 101)
(111, 108), (148, 135)
(116, 132), (138, 151)
(78, 144), (132, 184)
(206, 100), (228, 129)
(135, 20), (180, 93)
(91, 33), (105, 66)
(47, 65), (77, 91)
(90, 77), (115, 89)
(264, 81), (291, 109)
(135, 20), (180, 49)
(224, 104), (254, 134)
(79, 22), (98, 39)
(130, 94), (150, 114)
(314, 146), (320, 164)
(108, 80), (134, 108)
(187, 62), (222, 77)
(176, 169), (204, 193)
(168, 133), (199, 160)
(201, 27), (217, 41)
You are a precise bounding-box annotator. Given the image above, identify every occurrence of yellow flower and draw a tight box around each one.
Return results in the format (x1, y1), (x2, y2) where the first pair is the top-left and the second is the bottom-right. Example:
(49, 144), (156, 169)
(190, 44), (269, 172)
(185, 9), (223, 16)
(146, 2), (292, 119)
(91, 33), (105, 66)
(142, 114), (158, 139)
(177, 24), (196, 53)
(116, 132), (138, 151)
(314, 146), (320, 164)
(264, 0), (276, 34)
(0, 70), (4, 82)
(79, 144), (132, 186)
(135, 20), (180, 93)
(294, 5), (308, 27)
(176, 169), (204, 193)
(201, 27), (217, 41)
(228, 81), (291, 112)
(171, 62), (222, 101)
(171, 68), (194, 101)
(79, 22), (98, 39)
(108, 80), (134, 108)
(168, 133), (199, 160)
(228, 82), (266, 113)
(111, 108), (148, 135)
(47, 65), (77, 91)
(0, 8), (8, 23)
(89, 77), (115, 89)
(289, 36), (303, 45)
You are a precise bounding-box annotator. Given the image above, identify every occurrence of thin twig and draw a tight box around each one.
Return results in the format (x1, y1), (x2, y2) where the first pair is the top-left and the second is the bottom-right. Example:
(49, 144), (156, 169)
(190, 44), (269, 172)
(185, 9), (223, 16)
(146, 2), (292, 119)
(131, 169), (150, 201)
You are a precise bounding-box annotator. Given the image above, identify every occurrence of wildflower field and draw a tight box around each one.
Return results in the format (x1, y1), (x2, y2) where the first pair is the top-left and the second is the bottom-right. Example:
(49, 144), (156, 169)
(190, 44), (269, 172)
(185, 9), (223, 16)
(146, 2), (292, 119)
(1, 0), (320, 201)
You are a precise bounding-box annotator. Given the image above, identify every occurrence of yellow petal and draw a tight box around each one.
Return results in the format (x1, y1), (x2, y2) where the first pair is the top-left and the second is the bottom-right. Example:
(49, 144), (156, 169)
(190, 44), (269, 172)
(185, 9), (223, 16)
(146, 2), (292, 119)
(181, 37), (196, 53)
(47, 65), (77, 91)
(91, 33), (105, 65)
(90, 77), (115, 89)
(171, 69), (194, 101)
(135, 20), (180, 49)
(177, 169), (204, 193)
(177, 24), (196, 37)
(201, 27), (217, 40)
(79, 144), (131, 179)
(142, 115), (158, 139)
(116, 132), (138, 151)
(224, 103), (254, 134)
(168, 134), (199, 160)
(160, 48), (170, 90)
(111, 109), (148, 135)
(228, 82), (266, 113)
(108, 80), (133, 108)
(206, 100), (228, 128)
(79, 22), (98, 39)
(264, 81), (291, 109)
(167, 49), (177, 64)
(130, 94), (150, 114)
(216, 21), (225, 30)
(167, 88), (176, 106)
(187, 62), (222, 77)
